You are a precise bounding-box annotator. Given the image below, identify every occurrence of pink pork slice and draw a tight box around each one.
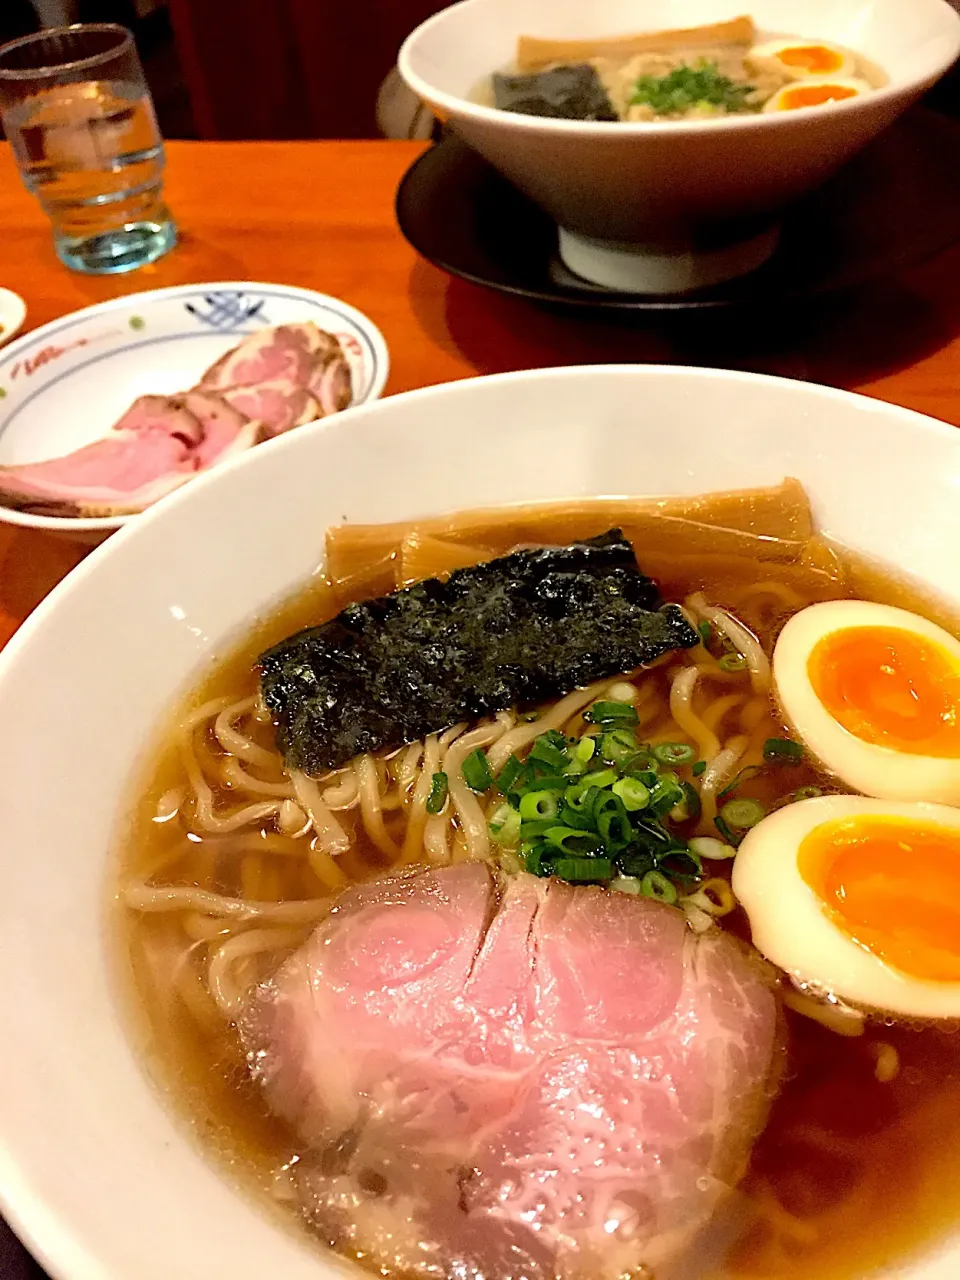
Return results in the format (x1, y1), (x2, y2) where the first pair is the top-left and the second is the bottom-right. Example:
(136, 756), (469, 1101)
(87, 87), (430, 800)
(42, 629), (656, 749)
(0, 395), (204, 518)
(174, 390), (264, 465)
(218, 380), (321, 438)
(307, 353), (353, 416)
(243, 864), (779, 1280)
(200, 323), (327, 391)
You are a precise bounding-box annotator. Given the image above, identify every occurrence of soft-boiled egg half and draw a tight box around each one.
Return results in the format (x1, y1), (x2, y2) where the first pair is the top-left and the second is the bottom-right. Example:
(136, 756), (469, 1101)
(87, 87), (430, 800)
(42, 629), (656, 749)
(733, 795), (960, 1017)
(773, 600), (960, 804)
(763, 76), (872, 112)
(748, 39), (856, 81)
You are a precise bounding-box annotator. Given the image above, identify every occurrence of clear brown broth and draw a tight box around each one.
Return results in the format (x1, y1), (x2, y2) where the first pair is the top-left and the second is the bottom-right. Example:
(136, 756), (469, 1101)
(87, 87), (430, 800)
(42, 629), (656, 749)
(115, 503), (960, 1280)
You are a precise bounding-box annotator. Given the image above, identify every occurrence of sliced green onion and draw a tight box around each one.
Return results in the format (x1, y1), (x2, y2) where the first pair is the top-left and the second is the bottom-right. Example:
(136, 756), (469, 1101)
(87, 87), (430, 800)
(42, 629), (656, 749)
(610, 876), (642, 895)
(698, 619), (712, 647)
(649, 776), (684, 818)
(641, 870), (678, 904)
(671, 781), (701, 823)
(692, 760), (706, 777)
(519, 790), (560, 822)
(689, 835), (737, 860)
(617, 849), (656, 879)
(517, 773), (568, 794)
(652, 741), (695, 765)
(426, 772), (448, 814)
(585, 700), (639, 726)
(595, 793), (631, 851)
(545, 826), (604, 855)
(519, 819), (557, 839)
(599, 728), (641, 767)
(714, 814), (743, 847)
(612, 776), (650, 812)
(658, 847), (703, 882)
(794, 785), (823, 801)
(718, 652), (748, 672)
(462, 749), (493, 793)
(528, 735), (569, 771)
(720, 797), (765, 829)
(490, 806), (521, 846)
(554, 856), (614, 882)
(718, 765), (764, 801)
(763, 737), (804, 764)
(524, 844), (553, 876)
(564, 783), (601, 815)
(580, 768), (618, 790)
(574, 736), (597, 764)
(496, 754), (525, 795)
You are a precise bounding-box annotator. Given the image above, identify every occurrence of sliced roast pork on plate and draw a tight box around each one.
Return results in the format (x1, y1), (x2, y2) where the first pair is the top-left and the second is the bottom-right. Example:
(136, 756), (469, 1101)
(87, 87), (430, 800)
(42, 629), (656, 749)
(0, 283), (388, 535)
(0, 323), (353, 520)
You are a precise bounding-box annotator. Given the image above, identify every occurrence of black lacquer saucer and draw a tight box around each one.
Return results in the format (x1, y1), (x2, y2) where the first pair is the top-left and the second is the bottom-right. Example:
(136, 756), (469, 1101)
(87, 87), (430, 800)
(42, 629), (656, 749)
(396, 108), (960, 311)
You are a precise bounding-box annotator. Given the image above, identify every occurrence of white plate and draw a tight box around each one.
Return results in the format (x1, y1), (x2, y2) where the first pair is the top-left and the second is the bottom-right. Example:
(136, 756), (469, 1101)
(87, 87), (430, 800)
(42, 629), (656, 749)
(0, 366), (958, 1280)
(0, 281), (390, 539)
(0, 289), (26, 350)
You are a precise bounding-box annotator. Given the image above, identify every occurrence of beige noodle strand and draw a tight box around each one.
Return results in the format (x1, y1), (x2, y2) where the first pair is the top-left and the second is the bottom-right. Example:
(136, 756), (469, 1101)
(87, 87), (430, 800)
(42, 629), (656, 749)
(486, 683), (603, 776)
(445, 721), (508, 863)
(220, 756), (295, 797)
(174, 951), (223, 1030)
(291, 770), (351, 856)
(688, 593), (771, 693)
(308, 844), (350, 891)
(207, 926), (306, 1017)
(396, 742), (424, 792)
(698, 734), (749, 826)
(402, 733), (441, 863)
(355, 753), (401, 859)
(213, 697), (282, 770)
(669, 666), (720, 762)
(424, 812), (452, 864)
(180, 717), (282, 834)
(320, 768), (360, 811)
(124, 880), (330, 923)
(181, 912), (232, 943)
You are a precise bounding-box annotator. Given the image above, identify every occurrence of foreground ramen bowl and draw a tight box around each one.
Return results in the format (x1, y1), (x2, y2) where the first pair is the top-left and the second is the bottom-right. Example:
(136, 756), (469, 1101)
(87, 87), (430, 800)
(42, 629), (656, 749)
(398, 0), (960, 293)
(3, 366), (960, 1278)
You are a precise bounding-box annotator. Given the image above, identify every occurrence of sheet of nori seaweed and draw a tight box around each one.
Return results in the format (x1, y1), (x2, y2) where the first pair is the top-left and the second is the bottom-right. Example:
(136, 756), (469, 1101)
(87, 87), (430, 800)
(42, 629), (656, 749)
(259, 530), (698, 773)
(492, 65), (619, 122)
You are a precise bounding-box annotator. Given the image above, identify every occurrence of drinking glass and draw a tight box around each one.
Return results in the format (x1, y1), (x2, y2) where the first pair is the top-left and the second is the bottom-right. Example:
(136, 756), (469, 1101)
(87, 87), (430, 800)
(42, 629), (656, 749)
(0, 24), (177, 274)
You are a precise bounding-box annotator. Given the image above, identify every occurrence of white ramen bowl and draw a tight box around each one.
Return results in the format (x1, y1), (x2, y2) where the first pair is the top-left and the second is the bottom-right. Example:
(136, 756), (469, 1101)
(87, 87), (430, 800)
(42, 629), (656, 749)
(2, 366), (960, 1280)
(399, 0), (960, 293)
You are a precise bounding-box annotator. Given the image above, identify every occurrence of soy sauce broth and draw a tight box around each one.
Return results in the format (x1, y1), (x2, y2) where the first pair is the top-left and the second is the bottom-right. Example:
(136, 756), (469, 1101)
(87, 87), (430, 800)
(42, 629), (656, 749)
(114, 494), (960, 1279)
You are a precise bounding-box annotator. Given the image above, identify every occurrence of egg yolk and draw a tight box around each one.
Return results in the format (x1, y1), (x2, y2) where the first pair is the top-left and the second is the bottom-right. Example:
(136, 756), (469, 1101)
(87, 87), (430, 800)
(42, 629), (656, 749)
(808, 626), (960, 756)
(799, 816), (960, 982)
(776, 83), (859, 109)
(777, 45), (844, 75)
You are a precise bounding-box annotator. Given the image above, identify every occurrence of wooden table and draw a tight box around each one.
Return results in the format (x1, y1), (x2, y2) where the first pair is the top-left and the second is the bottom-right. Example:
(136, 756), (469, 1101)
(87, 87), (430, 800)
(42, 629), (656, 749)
(3, 135), (960, 650)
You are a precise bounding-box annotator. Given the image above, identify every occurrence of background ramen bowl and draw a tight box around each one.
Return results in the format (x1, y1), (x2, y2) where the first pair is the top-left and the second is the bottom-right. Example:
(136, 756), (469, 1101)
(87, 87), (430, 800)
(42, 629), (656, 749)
(3, 367), (960, 1279)
(398, 0), (960, 294)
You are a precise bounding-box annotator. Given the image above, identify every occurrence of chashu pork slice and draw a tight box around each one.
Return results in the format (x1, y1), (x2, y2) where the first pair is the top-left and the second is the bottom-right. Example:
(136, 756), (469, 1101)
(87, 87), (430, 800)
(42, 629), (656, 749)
(242, 864), (780, 1280)
(0, 391), (261, 519)
(219, 381), (321, 438)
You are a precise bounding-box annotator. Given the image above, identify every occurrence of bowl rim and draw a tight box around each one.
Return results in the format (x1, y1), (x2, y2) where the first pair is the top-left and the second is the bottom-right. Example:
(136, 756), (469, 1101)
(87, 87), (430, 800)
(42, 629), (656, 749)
(0, 280), (391, 537)
(398, 0), (960, 136)
(3, 363), (960, 1280)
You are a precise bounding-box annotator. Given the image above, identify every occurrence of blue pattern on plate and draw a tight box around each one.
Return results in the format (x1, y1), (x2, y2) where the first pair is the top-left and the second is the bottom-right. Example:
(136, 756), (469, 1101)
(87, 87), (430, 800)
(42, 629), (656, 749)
(183, 293), (268, 330)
